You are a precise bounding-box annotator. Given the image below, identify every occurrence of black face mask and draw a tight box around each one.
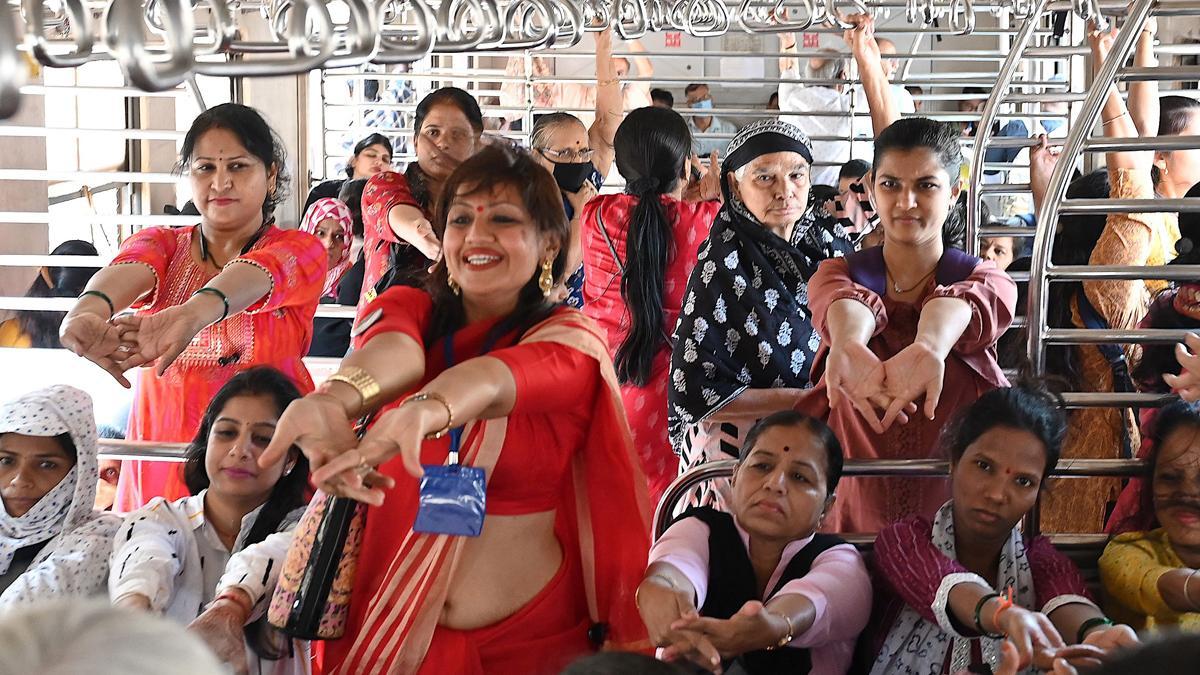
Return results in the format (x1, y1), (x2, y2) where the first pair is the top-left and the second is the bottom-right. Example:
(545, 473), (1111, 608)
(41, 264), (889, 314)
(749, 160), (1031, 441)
(552, 161), (595, 194)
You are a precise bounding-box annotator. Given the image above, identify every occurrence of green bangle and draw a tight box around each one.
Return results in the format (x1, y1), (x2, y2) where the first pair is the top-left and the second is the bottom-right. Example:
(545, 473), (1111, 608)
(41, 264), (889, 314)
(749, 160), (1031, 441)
(1076, 616), (1113, 644)
(79, 290), (115, 319)
(192, 287), (229, 323)
(974, 592), (1002, 638)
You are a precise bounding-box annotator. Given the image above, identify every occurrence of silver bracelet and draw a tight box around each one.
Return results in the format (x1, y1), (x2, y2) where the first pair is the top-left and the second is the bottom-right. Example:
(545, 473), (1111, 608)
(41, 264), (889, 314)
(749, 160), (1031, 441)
(1185, 569), (1199, 610)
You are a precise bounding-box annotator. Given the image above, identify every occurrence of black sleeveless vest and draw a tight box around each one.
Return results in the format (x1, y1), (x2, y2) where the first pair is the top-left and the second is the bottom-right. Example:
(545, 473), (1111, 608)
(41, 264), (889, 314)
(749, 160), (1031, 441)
(680, 506), (846, 675)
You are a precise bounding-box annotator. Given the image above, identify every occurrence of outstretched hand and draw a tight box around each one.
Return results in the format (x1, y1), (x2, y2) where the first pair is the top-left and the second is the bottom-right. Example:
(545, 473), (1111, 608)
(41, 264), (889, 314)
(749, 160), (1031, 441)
(1164, 332), (1200, 402)
(880, 341), (946, 425)
(59, 311), (133, 388)
(110, 303), (209, 377)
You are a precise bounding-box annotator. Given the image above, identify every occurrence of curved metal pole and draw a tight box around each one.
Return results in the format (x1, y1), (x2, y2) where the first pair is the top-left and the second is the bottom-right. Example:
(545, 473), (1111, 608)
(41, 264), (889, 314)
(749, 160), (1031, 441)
(966, 0), (1050, 255)
(1026, 0), (1156, 375)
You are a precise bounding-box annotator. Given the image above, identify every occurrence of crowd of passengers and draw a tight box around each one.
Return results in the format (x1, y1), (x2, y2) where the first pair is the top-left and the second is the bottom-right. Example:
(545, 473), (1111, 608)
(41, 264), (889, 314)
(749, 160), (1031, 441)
(2, 15), (1200, 675)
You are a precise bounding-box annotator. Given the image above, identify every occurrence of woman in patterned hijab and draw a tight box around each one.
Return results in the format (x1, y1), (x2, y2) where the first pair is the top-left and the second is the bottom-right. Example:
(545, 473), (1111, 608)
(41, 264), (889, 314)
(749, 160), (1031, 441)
(668, 120), (853, 507)
(0, 385), (120, 609)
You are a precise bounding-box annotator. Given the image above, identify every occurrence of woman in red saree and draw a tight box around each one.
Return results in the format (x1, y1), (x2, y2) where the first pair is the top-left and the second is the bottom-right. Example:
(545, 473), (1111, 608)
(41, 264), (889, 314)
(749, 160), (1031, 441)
(358, 87), (483, 305)
(261, 145), (651, 674)
(59, 104), (325, 510)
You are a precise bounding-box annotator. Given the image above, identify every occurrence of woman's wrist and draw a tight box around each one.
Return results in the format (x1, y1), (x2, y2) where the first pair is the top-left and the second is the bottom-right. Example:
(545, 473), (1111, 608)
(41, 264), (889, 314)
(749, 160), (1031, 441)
(185, 290), (227, 329)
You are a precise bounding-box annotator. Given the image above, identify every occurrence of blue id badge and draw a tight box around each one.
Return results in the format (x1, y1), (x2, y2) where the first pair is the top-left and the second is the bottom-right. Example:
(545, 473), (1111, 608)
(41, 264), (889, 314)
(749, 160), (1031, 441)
(413, 428), (486, 537)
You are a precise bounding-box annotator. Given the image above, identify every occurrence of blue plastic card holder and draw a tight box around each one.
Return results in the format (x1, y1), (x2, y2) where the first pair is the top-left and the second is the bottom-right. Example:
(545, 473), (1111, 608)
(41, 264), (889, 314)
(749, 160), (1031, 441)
(413, 333), (490, 537)
(413, 424), (486, 537)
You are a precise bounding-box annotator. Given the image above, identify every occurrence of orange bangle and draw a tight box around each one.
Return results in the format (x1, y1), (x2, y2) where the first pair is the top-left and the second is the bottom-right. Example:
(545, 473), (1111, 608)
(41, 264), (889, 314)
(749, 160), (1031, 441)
(991, 586), (1015, 635)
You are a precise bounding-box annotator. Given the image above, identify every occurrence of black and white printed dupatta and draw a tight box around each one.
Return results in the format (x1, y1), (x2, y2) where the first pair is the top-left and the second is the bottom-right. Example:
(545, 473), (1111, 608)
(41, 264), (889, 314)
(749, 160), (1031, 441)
(667, 120), (854, 459)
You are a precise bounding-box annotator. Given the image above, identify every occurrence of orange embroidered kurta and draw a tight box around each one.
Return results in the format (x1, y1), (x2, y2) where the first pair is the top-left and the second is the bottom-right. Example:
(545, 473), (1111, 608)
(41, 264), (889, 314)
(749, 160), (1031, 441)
(110, 225), (325, 511)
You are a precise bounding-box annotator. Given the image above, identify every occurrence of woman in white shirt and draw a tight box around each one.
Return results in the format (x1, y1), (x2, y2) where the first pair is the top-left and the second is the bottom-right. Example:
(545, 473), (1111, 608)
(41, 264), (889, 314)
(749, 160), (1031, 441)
(109, 367), (311, 675)
(0, 385), (120, 610)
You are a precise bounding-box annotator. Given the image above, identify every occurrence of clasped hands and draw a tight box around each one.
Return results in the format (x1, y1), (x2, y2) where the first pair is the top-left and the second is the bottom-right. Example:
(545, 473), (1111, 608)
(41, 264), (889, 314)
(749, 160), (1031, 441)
(824, 339), (947, 434)
(640, 578), (785, 675)
(60, 302), (216, 388)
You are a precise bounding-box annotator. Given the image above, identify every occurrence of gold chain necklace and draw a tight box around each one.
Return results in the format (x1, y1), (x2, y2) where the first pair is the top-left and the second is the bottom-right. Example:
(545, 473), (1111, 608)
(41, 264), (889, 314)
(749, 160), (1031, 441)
(887, 266), (937, 294)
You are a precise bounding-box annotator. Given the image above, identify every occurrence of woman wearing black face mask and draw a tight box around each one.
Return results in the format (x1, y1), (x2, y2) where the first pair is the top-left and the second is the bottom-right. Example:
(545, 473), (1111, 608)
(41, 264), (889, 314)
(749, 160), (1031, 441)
(529, 28), (624, 308)
(579, 106), (722, 506)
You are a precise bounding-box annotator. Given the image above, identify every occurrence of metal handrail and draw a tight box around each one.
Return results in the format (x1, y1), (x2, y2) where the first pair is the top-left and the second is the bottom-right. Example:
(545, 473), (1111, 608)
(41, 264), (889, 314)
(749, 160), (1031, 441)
(654, 457), (1149, 538)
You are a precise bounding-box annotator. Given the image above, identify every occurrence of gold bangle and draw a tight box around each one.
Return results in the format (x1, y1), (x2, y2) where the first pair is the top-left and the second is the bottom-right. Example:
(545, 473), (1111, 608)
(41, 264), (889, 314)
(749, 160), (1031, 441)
(597, 77), (620, 87)
(320, 367), (381, 412)
(1101, 112), (1127, 126)
(763, 607), (795, 650)
(401, 391), (454, 439)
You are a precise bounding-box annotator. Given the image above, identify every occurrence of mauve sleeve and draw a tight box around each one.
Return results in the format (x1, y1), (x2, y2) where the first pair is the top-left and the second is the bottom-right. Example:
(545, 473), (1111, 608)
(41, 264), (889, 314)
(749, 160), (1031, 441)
(808, 257), (888, 341)
(923, 260), (1017, 356)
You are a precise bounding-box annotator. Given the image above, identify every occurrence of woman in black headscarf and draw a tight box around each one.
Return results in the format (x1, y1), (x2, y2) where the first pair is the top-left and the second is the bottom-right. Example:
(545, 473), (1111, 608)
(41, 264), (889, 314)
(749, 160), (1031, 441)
(668, 119), (853, 507)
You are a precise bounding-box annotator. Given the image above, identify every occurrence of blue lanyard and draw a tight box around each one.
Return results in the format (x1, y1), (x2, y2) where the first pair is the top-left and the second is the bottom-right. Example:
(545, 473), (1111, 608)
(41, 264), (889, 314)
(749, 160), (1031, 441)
(442, 333), (463, 461)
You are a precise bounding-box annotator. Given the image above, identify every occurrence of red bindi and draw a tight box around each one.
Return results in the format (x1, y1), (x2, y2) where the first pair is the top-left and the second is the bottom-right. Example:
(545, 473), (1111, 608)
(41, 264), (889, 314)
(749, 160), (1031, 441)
(475, 206), (485, 213)
(782, 445), (790, 453)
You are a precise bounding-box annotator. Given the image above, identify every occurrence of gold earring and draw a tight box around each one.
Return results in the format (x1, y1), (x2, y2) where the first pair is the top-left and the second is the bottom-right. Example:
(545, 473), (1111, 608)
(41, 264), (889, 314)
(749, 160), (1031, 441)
(538, 258), (554, 298)
(447, 274), (461, 296)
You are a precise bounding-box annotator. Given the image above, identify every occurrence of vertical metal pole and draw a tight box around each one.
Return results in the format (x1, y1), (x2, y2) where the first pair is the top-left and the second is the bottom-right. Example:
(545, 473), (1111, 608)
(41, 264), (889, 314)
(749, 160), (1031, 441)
(966, 0), (1051, 256)
(1026, 0), (1154, 376)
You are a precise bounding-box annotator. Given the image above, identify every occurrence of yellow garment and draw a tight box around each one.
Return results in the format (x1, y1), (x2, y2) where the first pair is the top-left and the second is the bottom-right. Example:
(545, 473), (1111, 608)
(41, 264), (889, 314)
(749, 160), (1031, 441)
(1100, 528), (1200, 632)
(0, 319), (31, 348)
(1040, 167), (1181, 533)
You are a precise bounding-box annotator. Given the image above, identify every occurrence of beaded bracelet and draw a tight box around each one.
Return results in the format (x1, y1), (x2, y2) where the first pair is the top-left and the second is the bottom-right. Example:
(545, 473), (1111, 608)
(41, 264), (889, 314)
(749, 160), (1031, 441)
(1076, 616), (1113, 644)
(192, 286), (230, 323)
(974, 592), (1002, 638)
(79, 290), (115, 319)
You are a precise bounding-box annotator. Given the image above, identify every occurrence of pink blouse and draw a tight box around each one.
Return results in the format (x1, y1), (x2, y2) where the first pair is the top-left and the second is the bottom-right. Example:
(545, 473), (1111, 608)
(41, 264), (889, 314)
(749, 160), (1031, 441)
(650, 516), (872, 674)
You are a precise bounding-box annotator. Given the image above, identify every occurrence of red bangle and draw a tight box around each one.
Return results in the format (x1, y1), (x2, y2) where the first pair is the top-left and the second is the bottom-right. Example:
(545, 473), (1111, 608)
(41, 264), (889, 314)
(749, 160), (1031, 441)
(214, 588), (253, 616)
(991, 586), (1015, 635)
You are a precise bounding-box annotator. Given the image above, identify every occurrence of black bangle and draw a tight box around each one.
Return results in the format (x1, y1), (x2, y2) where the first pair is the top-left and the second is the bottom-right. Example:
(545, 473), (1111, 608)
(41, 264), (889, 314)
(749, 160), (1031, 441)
(974, 592), (1002, 638)
(1076, 616), (1113, 644)
(192, 287), (230, 323)
(79, 290), (115, 319)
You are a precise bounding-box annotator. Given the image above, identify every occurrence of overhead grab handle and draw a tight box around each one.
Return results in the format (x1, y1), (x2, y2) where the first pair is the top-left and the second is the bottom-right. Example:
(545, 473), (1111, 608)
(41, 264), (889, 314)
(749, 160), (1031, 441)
(613, 0), (648, 40)
(737, 0), (815, 34)
(435, 0), (490, 52)
(23, 0), (96, 68)
(193, 0), (337, 76)
(375, 0), (437, 63)
(949, 0), (975, 35)
(105, 0), (196, 92)
(686, 0), (730, 37)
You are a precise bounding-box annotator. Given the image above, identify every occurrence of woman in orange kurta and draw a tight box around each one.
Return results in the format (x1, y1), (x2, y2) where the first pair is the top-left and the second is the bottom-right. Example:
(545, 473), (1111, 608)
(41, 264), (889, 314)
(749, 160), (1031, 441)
(59, 104), (325, 510)
(796, 117), (1016, 534)
(261, 145), (649, 674)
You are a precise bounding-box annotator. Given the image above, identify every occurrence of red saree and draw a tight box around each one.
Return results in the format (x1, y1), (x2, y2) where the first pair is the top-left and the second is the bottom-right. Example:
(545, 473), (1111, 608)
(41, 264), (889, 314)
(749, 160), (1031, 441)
(323, 287), (652, 675)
